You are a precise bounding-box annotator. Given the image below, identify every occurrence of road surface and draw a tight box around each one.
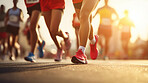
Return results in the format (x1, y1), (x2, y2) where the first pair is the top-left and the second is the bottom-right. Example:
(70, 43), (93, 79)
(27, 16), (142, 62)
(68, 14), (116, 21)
(0, 59), (148, 83)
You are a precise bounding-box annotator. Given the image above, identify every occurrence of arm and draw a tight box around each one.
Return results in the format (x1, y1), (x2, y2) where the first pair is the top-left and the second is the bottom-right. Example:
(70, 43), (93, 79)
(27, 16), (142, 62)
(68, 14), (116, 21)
(131, 21), (135, 28)
(112, 8), (119, 21)
(19, 9), (24, 22)
(118, 19), (123, 30)
(4, 9), (10, 26)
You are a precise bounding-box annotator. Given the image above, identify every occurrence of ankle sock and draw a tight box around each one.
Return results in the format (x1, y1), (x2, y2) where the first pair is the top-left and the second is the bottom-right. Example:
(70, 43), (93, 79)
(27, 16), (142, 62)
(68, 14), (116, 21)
(90, 36), (96, 45)
(78, 46), (85, 54)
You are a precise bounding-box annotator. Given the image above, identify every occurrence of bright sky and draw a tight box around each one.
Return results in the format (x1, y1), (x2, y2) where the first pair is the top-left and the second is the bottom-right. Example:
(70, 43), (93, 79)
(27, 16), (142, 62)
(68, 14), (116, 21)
(0, 0), (148, 45)
(95, 0), (148, 43)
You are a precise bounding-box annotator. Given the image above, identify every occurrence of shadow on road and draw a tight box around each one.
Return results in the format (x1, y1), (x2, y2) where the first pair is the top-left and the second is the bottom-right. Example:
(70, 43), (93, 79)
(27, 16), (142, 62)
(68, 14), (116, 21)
(0, 62), (73, 74)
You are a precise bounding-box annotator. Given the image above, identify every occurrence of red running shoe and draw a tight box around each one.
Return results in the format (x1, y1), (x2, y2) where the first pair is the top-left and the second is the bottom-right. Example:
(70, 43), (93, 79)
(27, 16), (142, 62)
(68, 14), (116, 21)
(55, 49), (63, 62)
(90, 35), (99, 60)
(71, 49), (87, 64)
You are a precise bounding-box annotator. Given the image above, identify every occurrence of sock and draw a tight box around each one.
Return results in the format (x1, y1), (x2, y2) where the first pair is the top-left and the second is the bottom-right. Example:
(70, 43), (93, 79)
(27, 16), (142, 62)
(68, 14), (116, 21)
(90, 36), (96, 45)
(78, 46), (85, 54)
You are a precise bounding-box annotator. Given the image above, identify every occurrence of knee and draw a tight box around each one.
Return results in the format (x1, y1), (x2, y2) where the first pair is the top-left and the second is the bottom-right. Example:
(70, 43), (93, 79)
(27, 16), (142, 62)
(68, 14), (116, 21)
(80, 9), (90, 22)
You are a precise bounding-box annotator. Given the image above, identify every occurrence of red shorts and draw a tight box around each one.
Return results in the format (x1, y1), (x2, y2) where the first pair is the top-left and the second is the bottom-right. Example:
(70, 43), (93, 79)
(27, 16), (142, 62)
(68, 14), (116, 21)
(0, 32), (7, 39)
(73, 0), (83, 3)
(121, 32), (131, 40)
(40, 0), (65, 11)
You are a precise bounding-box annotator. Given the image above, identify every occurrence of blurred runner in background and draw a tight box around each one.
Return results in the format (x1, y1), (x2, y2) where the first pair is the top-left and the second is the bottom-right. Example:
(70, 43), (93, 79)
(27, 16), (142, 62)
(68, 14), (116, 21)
(5, 0), (23, 61)
(118, 10), (135, 57)
(24, 0), (45, 62)
(40, 0), (71, 62)
(94, 0), (119, 60)
(0, 5), (7, 59)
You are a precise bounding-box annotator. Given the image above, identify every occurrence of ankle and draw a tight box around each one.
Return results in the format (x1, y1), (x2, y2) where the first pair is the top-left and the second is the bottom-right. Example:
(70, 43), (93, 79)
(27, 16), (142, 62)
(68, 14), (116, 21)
(90, 36), (96, 45)
(78, 46), (85, 54)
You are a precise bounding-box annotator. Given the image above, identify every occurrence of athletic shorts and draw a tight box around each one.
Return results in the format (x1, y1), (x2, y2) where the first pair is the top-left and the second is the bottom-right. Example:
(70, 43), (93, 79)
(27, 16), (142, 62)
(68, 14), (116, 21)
(27, 3), (41, 16)
(73, 2), (82, 9)
(0, 27), (6, 32)
(98, 25), (112, 38)
(6, 25), (19, 36)
(40, 0), (65, 11)
(0, 32), (7, 39)
(121, 32), (131, 40)
(73, 0), (83, 3)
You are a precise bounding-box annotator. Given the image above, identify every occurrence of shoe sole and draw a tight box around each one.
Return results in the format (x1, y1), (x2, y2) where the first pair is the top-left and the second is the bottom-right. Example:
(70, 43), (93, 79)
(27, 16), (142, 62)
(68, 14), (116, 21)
(90, 35), (99, 60)
(9, 56), (16, 61)
(24, 57), (36, 62)
(71, 56), (87, 64)
(54, 59), (61, 62)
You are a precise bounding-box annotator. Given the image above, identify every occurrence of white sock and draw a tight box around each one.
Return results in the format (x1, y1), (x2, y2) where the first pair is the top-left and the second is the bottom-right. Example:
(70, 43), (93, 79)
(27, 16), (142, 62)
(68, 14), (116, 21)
(78, 46), (85, 54)
(90, 36), (96, 45)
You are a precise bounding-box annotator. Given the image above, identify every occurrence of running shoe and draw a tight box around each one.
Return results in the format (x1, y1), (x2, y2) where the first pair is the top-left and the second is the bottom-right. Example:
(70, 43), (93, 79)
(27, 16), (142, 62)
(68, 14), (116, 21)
(103, 56), (109, 60)
(64, 32), (71, 50)
(90, 35), (99, 60)
(24, 52), (36, 62)
(37, 40), (45, 58)
(9, 55), (16, 61)
(71, 49), (87, 64)
(55, 49), (62, 62)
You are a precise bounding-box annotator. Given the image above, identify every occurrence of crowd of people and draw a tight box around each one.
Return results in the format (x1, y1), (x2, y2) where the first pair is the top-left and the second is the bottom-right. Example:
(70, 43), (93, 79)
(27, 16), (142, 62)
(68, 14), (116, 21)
(0, 0), (137, 64)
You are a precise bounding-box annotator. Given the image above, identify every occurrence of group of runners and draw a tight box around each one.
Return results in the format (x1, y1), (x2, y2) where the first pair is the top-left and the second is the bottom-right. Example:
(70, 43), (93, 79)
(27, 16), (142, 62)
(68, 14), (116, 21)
(0, 0), (23, 60)
(0, 0), (134, 64)
(72, 0), (134, 62)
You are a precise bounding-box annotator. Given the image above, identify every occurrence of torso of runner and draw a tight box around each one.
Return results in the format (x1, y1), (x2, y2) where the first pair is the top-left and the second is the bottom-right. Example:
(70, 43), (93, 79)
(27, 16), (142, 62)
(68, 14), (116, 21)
(98, 6), (114, 26)
(119, 17), (134, 33)
(24, 0), (40, 7)
(0, 12), (5, 28)
(7, 8), (21, 27)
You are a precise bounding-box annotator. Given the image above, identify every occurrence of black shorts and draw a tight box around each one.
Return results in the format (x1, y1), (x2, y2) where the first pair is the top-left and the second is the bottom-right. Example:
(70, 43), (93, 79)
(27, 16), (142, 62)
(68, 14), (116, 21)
(0, 26), (6, 32)
(6, 25), (19, 36)
(27, 3), (41, 16)
(73, 2), (82, 9)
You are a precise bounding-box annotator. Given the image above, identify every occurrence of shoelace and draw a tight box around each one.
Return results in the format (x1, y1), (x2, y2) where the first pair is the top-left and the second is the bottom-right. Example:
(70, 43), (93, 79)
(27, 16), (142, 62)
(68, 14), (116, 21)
(76, 50), (87, 59)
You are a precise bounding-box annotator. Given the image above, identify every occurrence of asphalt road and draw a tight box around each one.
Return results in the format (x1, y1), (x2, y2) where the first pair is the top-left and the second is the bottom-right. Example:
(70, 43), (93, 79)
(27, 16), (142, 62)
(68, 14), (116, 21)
(0, 59), (148, 83)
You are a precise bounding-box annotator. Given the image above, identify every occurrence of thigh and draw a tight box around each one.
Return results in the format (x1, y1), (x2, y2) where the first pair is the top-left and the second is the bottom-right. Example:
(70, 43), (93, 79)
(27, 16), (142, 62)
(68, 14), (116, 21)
(80, 0), (100, 16)
(42, 11), (52, 30)
(30, 10), (41, 27)
(12, 35), (18, 43)
(50, 9), (63, 31)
